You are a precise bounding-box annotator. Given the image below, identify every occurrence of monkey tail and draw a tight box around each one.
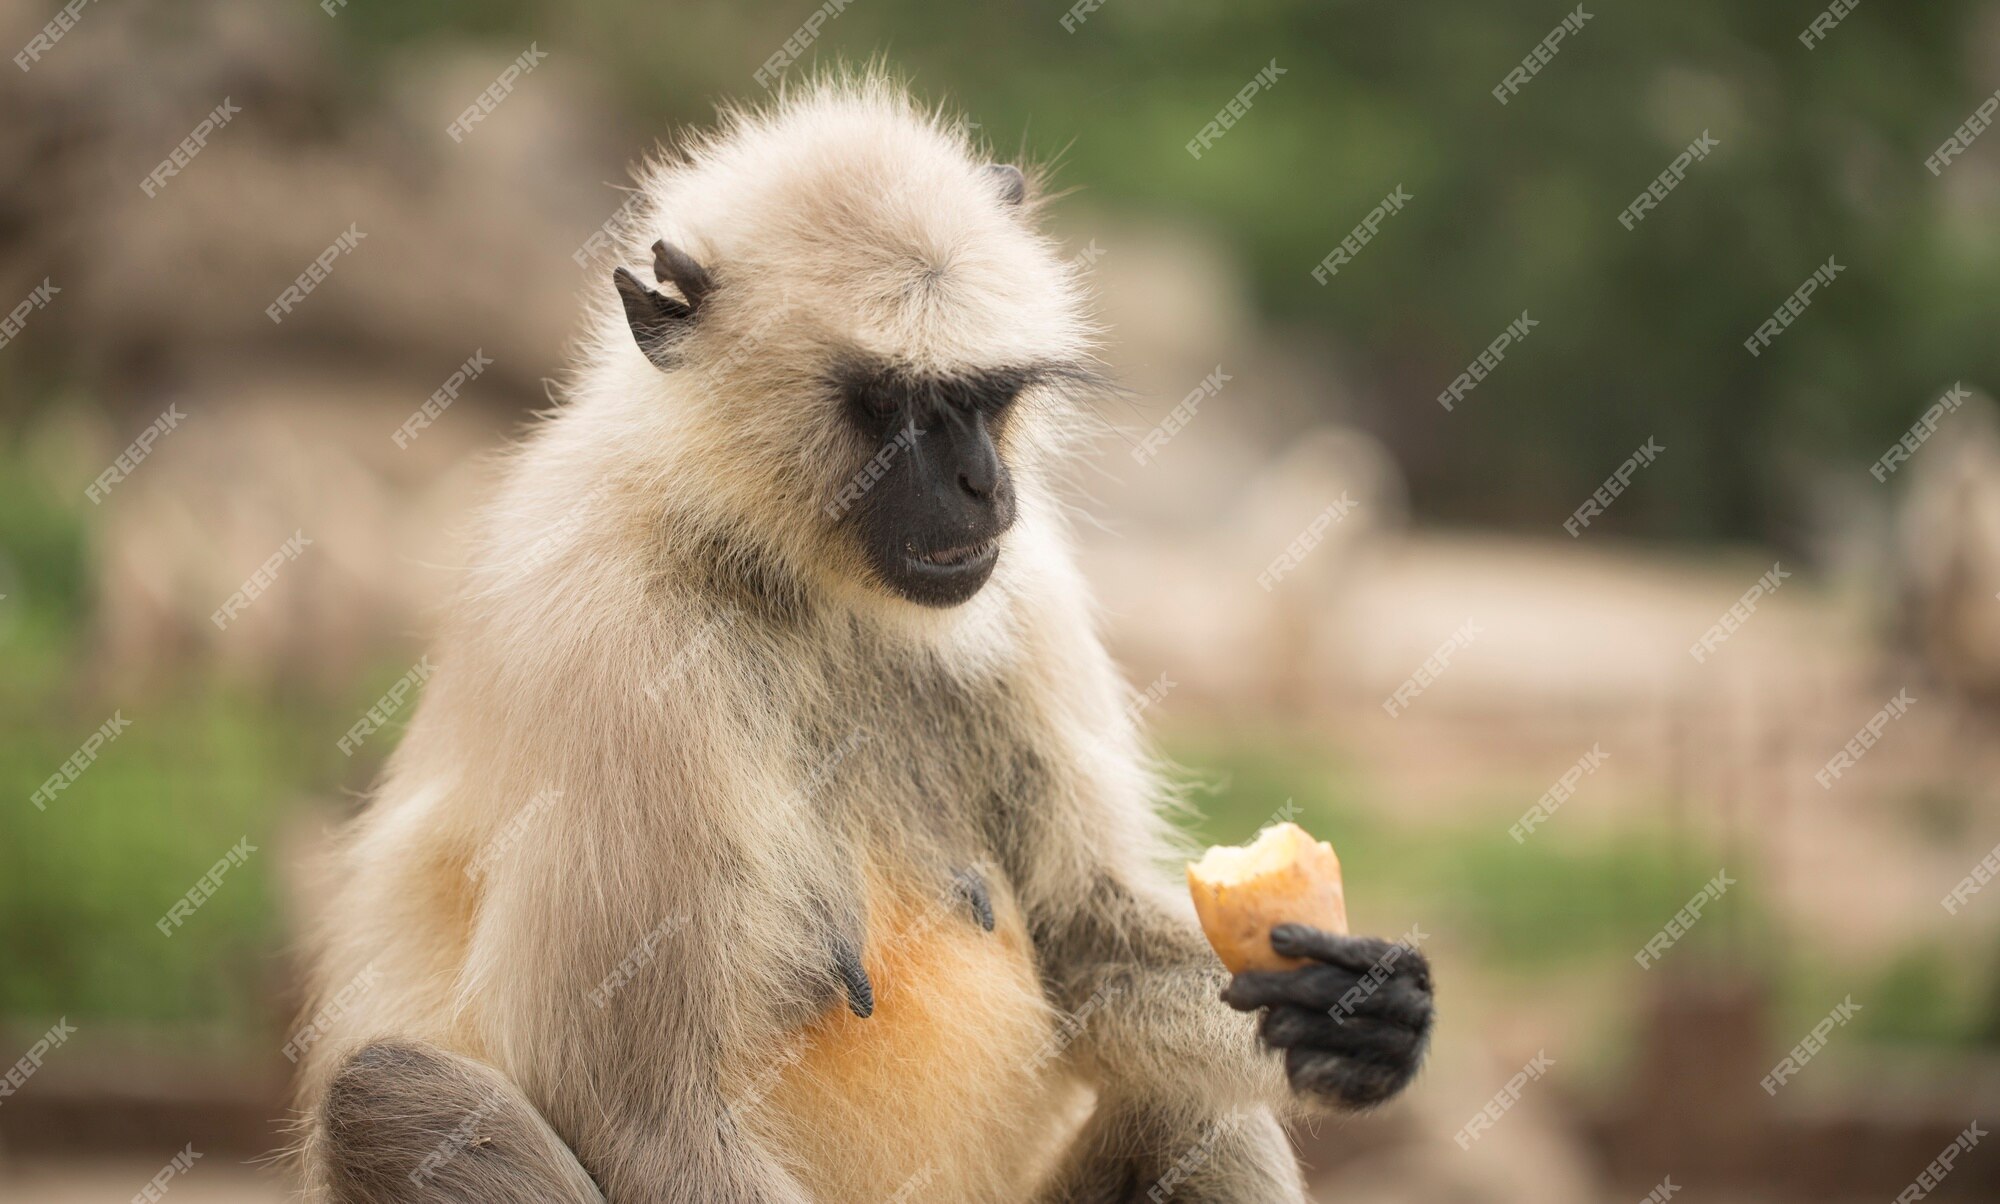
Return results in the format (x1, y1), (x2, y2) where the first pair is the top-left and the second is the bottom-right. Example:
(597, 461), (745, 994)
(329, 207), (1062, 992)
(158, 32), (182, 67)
(303, 1039), (605, 1204)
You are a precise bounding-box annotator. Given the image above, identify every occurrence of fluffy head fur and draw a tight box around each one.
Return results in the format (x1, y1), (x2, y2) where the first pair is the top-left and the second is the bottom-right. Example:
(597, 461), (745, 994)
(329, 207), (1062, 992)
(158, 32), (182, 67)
(562, 74), (1100, 620)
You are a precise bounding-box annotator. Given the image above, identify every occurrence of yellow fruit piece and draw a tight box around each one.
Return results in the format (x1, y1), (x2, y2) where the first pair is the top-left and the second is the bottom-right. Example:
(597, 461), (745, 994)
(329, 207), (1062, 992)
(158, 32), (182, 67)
(1187, 822), (1347, 973)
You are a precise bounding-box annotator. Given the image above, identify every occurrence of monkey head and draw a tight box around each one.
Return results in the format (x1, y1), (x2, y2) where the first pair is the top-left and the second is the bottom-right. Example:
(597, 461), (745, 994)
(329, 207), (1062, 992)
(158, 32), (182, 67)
(599, 76), (1099, 610)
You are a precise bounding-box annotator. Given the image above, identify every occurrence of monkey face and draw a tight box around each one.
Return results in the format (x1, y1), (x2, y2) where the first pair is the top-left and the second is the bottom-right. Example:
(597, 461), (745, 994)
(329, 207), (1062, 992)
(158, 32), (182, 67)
(833, 362), (1034, 608)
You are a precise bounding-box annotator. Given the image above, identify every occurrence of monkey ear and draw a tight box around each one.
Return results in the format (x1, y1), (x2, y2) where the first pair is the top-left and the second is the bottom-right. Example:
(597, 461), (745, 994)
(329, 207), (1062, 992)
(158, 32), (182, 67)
(613, 266), (694, 369)
(651, 239), (715, 310)
(984, 163), (1026, 206)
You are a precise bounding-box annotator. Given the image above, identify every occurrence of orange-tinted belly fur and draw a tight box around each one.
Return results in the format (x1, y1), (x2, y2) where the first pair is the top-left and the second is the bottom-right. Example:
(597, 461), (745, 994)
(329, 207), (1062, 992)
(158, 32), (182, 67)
(744, 877), (1077, 1203)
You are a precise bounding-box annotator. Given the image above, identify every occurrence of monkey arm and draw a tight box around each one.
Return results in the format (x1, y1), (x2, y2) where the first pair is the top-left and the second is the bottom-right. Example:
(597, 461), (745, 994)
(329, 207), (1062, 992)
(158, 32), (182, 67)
(1024, 874), (1312, 1204)
(1031, 869), (1292, 1115)
(451, 713), (822, 1204)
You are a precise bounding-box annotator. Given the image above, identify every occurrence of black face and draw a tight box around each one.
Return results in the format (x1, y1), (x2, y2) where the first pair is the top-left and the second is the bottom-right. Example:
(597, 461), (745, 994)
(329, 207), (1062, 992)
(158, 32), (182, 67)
(830, 362), (1039, 608)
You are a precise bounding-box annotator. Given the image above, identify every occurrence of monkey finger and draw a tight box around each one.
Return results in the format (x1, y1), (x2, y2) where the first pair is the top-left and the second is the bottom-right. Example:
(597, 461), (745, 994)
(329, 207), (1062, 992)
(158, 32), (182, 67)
(1270, 924), (1427, 981)
(1284, 1044), (1422, 1110)
(1331, 975), (1433, 1030)
(1260, 1007), (1426, 1065)
(1222, 963), (1363, 1012)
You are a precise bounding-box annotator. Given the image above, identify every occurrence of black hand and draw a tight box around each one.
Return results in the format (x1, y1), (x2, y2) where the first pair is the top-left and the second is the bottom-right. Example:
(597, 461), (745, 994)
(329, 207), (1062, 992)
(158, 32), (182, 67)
(1221, 924), (1433, 1109)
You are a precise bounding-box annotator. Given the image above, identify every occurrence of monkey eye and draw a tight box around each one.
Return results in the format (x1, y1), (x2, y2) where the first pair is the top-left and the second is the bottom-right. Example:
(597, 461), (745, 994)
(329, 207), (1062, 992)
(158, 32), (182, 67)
(857, 385), (900, 419)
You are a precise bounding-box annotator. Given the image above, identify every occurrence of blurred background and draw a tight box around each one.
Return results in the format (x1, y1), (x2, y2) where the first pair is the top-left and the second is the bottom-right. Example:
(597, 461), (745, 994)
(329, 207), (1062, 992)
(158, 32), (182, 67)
(4, 0), (2000, 1199)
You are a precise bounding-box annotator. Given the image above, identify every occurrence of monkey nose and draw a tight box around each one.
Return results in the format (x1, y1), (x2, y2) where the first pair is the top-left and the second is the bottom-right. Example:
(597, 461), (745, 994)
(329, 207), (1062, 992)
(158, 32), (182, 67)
(958, 465), (996, 499)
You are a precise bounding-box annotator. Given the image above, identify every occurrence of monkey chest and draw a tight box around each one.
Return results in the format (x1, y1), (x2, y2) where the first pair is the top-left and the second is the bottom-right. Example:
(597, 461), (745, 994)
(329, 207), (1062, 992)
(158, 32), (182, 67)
(739, 872), (1080, 1204)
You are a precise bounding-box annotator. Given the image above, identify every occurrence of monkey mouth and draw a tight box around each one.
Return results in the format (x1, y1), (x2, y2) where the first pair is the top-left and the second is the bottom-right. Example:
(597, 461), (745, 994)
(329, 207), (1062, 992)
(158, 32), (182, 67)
(908, 536), (1000, 576)
(910, 539), (997, 570)
(877, 535), (1005, 607)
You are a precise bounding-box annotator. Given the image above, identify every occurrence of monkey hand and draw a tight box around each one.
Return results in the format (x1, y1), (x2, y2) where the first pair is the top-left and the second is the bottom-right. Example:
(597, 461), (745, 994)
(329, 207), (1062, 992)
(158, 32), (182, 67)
(1220, 924), (1432, 1110)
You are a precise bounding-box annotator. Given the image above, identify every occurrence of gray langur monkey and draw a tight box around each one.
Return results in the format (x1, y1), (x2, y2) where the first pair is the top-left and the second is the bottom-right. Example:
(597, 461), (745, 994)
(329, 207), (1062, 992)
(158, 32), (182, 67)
(294, 73), (1433, 1204)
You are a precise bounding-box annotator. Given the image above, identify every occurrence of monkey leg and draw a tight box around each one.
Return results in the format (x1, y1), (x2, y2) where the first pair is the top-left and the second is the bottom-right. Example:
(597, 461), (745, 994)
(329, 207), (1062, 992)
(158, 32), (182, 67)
(1033, 1099), (1306, 1204)
(308, 1040), (606, 1204)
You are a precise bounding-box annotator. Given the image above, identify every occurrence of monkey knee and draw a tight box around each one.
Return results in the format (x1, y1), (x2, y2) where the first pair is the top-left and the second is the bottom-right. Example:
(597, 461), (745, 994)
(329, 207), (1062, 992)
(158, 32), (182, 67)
(317, 1041), (603, 1204)
(1052, 1101), (1303, 1204)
